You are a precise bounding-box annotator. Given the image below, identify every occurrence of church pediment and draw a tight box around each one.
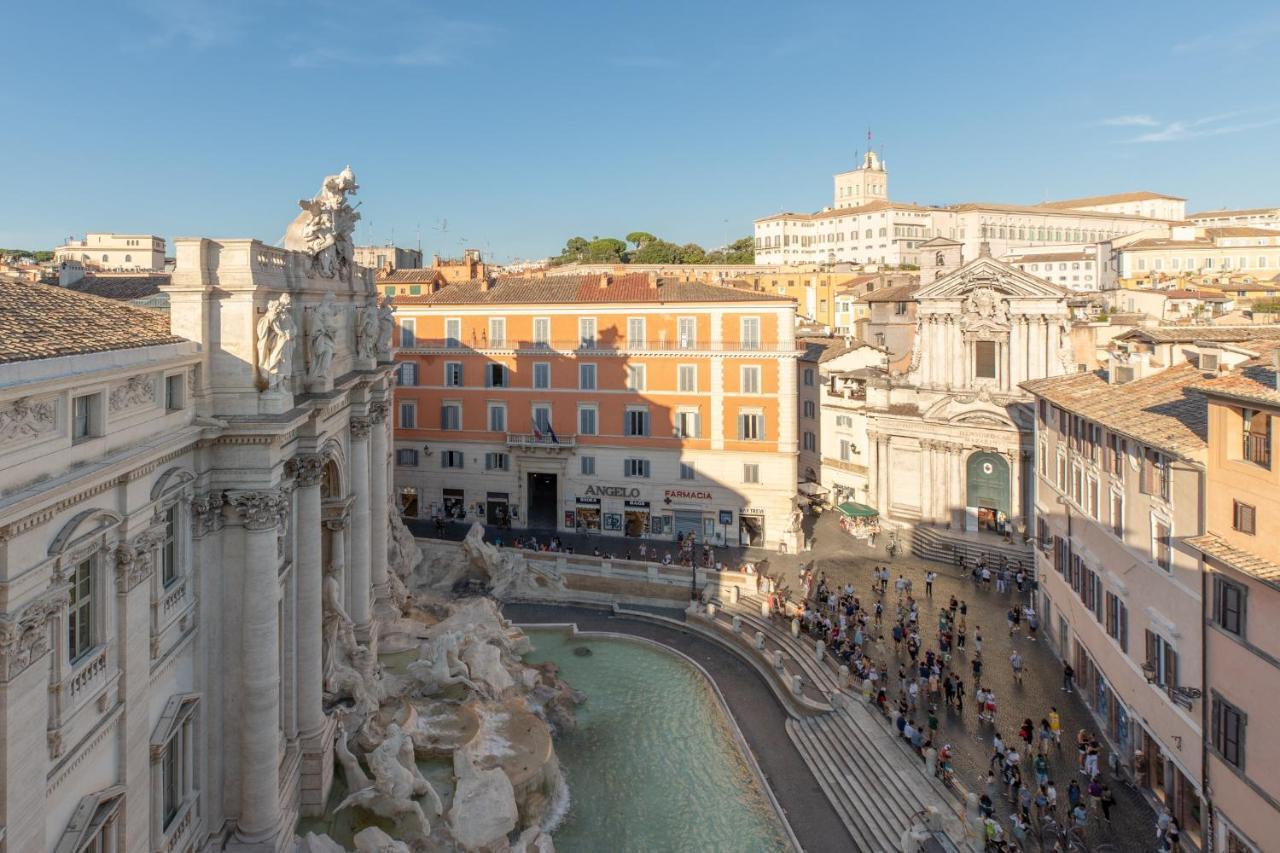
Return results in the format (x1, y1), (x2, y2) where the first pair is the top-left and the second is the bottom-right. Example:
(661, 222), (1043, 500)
(915, 256), (1071, 302)
(922, 392), (1024, 429)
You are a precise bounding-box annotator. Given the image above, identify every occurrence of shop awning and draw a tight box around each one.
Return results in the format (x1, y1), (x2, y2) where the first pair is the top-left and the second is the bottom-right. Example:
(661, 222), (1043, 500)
(797, 482), (829, 497)
(837, 502), (878, 518)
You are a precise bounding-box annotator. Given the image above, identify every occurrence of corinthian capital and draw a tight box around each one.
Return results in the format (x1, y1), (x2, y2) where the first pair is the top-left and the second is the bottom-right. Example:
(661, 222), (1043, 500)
(226, 490), (288, 531)
(350, 416), (372, 440)
(368, 401), (390, 425)
(287, 452), (327, 487)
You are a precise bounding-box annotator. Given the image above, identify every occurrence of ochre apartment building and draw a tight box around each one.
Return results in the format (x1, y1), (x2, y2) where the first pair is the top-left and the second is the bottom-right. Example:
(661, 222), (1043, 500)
(390, 272), (801, 549)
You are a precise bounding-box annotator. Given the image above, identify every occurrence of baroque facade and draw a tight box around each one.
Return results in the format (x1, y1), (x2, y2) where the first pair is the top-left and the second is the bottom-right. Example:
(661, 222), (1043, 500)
(866, 253), (1071, 534)
(0, 172), (397, 852)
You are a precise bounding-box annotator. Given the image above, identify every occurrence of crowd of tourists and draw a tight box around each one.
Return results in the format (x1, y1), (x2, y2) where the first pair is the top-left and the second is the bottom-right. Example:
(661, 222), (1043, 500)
(769, 561), (1173, 851)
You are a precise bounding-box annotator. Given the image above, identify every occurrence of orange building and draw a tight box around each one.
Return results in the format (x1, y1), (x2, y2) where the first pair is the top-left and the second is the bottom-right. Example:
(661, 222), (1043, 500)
(1188, 346), (1280, 853)
(391, 272), (801, 549)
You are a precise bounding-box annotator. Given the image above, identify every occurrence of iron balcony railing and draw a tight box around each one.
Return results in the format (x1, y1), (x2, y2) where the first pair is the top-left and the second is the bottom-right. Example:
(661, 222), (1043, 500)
(506, 432), (576, 450)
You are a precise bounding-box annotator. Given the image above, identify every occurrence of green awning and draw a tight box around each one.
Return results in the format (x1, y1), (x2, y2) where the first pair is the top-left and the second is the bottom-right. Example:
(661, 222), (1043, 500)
(837, 502), (878, 518)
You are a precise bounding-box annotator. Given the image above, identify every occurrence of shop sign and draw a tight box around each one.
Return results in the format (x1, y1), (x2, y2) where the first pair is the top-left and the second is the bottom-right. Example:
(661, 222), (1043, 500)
(625, 500), (650, 509)
(718, 510), (733, 525)
(663, 488), (714, 501)
(575, 496), (601, 505)
(584, 484), (643, 499)
(741, 507), (766, 516)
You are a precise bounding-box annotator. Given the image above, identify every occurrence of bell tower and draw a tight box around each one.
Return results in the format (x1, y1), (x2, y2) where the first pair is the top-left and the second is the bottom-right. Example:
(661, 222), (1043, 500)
(833, 144), (889, 209)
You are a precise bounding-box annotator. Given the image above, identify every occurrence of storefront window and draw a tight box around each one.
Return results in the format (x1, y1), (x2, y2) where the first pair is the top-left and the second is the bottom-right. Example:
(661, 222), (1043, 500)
(442, 489), (465, 520)
(400, 487), (419, 517)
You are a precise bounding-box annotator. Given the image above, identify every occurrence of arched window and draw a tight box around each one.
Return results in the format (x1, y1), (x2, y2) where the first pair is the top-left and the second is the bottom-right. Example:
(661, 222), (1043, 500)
(102, 254), (109, 262)
(124, 254), (132, 263)
(936, 252), (946, 267)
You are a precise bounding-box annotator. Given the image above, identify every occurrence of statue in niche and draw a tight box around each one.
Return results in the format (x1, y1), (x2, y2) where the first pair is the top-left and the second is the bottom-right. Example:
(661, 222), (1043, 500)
(376, 297), (396, 362)
(255, 294), (297, 392)
(356, 300), (379, 361)
(284, 166), (361, 280)
(307, 293), (341, 384)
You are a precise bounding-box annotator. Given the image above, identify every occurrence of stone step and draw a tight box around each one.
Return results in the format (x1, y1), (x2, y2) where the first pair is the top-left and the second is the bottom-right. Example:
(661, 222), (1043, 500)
(726, 608), (843, 695)
(810, 710), (933, 823)
(909, 525), (1032, 572)
(700, 606), (832, 705)
(786, 718), (902, 853)
(832, 700), (964, 808)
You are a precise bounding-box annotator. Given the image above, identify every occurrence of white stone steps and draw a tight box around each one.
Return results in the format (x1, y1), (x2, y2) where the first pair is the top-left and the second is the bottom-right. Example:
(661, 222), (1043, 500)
(727, 605), (844, 695)
(809, 710), (932, 824)
(785, 718), (901, 853)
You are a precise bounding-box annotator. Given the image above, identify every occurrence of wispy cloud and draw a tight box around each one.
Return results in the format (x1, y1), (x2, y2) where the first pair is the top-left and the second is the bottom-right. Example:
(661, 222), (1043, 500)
(288, 16), (495, 69)
(1174, 14), (1280, 55)
(1121, 110), (1280, 143)
(1097, 114), (1159, 127)
(132, 0), (243, 49)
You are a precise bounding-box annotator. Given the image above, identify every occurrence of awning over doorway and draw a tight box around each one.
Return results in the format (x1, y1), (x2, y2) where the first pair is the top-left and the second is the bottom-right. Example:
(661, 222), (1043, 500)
(797, 482), (829, 497)
(836, 501), (878, 518)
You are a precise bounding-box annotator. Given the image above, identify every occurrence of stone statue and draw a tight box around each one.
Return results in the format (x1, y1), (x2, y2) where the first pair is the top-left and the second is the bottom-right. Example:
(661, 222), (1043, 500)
(335, 722), (442, 846)
(376, 297), (396, 361)
(306, 293), (341, 384)
(409, 632), (480, 696)
(322, 561), (352, 679)
(356, 300), (379, 361)
(284, 166), (361, 280)
(255, 294), (296, 392)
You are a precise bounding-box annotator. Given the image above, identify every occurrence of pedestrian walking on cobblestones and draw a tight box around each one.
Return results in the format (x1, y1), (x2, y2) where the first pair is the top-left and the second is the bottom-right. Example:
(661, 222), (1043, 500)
(1049, 707), (1062, 747)
(1010, 650), (1024, 684)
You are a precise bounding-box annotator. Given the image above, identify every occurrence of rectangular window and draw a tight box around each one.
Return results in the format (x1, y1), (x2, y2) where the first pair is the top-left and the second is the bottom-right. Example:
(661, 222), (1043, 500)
(1105, 591), (1128, 652)
(627, 317), (646, 348)
(628, 364), (646, 391)
(532, 405), (552, 434)
(165, 374), (184, 410)
(580, 455), (596, 475)
(68, 558), (93, 661)
(679, 462), (696, 480)
(578, 363), (597, 390)
(399, 401), (417, 429)
(678, 364), (697, 392)
(839, 439), (851, 461)
(675, 409), (700, 438)
(803, 431), (816, 450)
(1232, 500), (1256, 535)
(1212, 695), (1246, 769)
(737, 412), (764, 440)
(396, 362), (419, 386)
(72, 393), (98, 442)
(486, 363), (508, 388)
(445, 318), (461, 348)
(1111, 494), (1124, 538)
(161, 505), (178, 586)
(396, 448), (419, 466)
(741, 365), (761, 394)
(488, 317), (506, 348)
(803, 368), (815, 387)
(438, 402), (460, 431)
(740, 316), (761, 349)
(1153, 520), (1172, 571)
(1214, 577), (1245, 637)
(1088, 478), (1100, 519)
(162, 737), (181, 827)
(485, 452), (509, 471)
(578, 405), (597, 436)
(533, 318), (551, 347)
(441, 450), (464, 469)
(532, 362), (551, 389)
(803, 400), (816, 418)
(677, 317), (697, 348)
(487, 403), (507, 433)
(974, 340), (997, 379)
(1145, 630), (1178, 688)
(1141, 448), (1170, 499)
(624, 458), (651, 478)
(400, 319), (417, 347)
(444, 362), (463, 387)
(579, 317), (597, 349)
(743, 463), (760, 483)
(1243, 409), (1272, 469)
(625, 408), (650, 437)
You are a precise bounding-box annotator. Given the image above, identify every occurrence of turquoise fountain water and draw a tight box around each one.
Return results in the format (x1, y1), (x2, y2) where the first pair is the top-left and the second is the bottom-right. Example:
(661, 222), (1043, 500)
(523, 627), (788, 853)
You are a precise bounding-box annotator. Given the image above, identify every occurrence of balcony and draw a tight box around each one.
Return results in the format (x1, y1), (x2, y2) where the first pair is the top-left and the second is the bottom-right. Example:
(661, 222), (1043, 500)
(506, 432), (576, 452)
(402, 339), (798, 354)
(1243, 431), (1272, 468)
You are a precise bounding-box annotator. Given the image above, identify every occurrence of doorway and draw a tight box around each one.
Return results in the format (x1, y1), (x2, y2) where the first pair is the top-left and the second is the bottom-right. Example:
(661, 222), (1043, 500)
(526, 473), (557, 529)
(739, 515), (764, 547)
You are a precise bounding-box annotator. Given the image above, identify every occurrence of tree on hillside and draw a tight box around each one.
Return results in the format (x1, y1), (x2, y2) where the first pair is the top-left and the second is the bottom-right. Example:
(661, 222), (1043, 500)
(703, 236), (755, 265)
(630, 239), (683, 264)
(677, 243), (706, 264)
(626, 231), (657, 249)
(584, 237), (628, 262)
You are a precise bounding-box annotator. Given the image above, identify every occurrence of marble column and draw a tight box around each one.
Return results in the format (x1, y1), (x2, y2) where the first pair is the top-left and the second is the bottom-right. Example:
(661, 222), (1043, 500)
(228, 489), (287, 844)
(920, 442), (934, 524)
(950, 446), (964, 527)
(289, 454), (325, 739)
(1027, 316), (1043, 380)
(952, 322), (965, 388)
(1008, 316), (1022, 390)
(368, 402), (390, 604)
(349, 417), (372, 630)
(878, 436), (891, 514)
(1046, 318), (1061, 378)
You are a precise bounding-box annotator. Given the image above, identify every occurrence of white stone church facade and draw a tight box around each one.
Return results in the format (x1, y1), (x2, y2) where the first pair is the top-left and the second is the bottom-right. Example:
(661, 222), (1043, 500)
(866, 249), (1072, 536)
(0, 228), (396, 850)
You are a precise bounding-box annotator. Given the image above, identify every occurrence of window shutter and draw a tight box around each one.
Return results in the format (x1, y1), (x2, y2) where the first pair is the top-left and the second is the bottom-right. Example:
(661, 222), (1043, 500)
(1165, 647), (1178, 689)
(1145, 630), (1157, 669)
(737, 414), (744, 440)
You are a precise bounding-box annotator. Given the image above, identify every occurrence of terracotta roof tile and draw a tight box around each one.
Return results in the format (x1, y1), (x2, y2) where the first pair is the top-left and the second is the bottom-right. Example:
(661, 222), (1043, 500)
(392, 274), (793, 305)
(1021, 363), (1209, 460)
(1037, 190), (1184, 208)
(0, 280), (181, 365)
(65, 273), (169, 301)
(1190, 346), (1280, 408)
(1119, 325), (1280, 344)
(1188, 533), (1280, 586)
(858, 283), (919, 303)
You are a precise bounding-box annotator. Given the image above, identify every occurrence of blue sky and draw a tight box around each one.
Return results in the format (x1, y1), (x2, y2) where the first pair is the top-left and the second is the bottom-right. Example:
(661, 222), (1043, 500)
(3, 1), (1278, 262)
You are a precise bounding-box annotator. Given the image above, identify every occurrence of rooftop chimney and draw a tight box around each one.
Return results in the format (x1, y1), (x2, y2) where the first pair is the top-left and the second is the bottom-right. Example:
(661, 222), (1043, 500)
(598, 273), (610, 289)
(480, 272), (496, 291)
(979, 241), (992, 258)
(647, 271), (659, 289)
